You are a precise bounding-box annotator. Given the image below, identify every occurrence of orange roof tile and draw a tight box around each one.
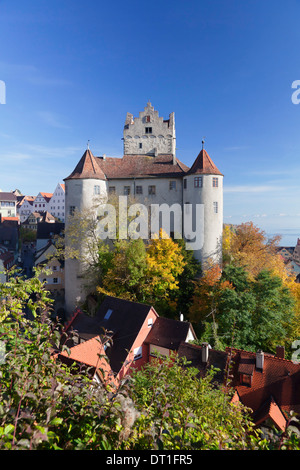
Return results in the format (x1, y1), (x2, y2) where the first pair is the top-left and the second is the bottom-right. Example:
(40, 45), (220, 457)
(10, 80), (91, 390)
(187, 149), (223, 176)
(65, 149), (106, 181)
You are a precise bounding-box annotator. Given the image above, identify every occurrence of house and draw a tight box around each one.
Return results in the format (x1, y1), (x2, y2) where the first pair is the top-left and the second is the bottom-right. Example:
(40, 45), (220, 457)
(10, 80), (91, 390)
(227, 347), (300, 432)
(57, 296), (196, 387)
(177, 341), (228, 385)
(36, 221), (64, 251)
(182, 343), (300, 432)
(0, 192), (17, 218)
(48, 183), (65, 222)
(17, 195), (35, 223)
(35, 240), (64, 290)
(22, 211), (56, 231)
(33, 192), (53, 212)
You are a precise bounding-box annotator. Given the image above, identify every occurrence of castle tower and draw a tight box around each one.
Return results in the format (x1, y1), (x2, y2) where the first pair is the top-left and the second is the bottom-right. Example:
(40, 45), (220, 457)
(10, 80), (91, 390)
(63, 148), (107, 315)
(183, 145), (223, 268)
(123, 101), (176, 159)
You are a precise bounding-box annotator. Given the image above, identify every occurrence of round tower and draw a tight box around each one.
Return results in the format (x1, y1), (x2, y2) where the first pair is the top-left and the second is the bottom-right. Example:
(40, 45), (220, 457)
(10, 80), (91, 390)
(63, 148), (107, 316)
(183, 145), (223, 269)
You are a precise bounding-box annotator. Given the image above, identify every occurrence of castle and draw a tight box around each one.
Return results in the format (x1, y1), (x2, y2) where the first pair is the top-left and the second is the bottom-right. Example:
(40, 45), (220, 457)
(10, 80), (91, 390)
(63, 102), (223, 315)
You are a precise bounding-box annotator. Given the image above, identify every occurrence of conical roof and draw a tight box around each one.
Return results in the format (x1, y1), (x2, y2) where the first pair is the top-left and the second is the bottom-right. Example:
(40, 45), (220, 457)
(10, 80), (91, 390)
(187, 149), (223, 176)
(64, 149), (106, 181)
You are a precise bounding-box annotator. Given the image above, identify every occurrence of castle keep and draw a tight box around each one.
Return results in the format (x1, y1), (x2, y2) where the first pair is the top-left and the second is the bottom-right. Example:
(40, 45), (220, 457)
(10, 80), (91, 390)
(64, 102), (223, 314)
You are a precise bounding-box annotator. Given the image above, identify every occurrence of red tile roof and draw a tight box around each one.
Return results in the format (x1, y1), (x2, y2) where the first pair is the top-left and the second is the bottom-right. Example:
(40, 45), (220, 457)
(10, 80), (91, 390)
(65, 149), (106, 181)
(187, 149), (223, 176)
(96, 154), (189, 179)
(227, 348), (300, 426)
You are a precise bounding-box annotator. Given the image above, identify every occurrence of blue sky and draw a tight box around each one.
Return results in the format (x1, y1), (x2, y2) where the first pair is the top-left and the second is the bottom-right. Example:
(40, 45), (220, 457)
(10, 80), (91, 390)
(1, 0), (300, 245)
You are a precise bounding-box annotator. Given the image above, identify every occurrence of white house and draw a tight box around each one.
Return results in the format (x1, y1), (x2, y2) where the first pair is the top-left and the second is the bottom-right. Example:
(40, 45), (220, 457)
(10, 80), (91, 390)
(48, 183), (65, 222)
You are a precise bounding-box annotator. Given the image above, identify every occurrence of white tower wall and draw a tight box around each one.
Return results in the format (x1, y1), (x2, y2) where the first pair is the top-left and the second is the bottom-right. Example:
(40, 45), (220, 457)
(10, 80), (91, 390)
(64, 178), (107, 315)
(183, 174), (223, 268)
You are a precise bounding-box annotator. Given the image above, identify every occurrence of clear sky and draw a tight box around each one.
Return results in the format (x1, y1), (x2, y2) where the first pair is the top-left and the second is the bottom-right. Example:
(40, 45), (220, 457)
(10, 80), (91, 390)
(1, 0), (300, 245)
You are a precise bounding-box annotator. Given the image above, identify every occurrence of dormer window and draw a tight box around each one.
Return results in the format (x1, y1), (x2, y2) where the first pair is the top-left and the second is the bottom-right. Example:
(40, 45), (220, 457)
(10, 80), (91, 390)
(240, 373), (252, 386)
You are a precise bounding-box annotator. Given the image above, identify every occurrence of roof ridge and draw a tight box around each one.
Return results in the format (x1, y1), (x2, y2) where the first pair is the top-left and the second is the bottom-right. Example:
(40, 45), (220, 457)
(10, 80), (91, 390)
(227, 346), (299, 365)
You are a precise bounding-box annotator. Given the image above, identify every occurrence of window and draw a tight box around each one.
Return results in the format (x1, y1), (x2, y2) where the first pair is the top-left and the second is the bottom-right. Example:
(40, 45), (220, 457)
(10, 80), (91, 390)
(133, 346), (142, 360)
(145, 115), (151, 122)
(94, 185), (100, 195)
(148, 185), (156, 195)
(145, 127), (152, 134)
(136, 185), (143, 195)
(212, 177), (218, 187)
(124, 186), (131, 195)
(184, 179), (187, 189)
(148, 318), (153, 327)
(139, 143), (142, 149)
(194, 176), (203, 188)
(169, 181), (176, 190)
(104, 308), (113, 320)
(213, 201), (218, 213)
(240, 374), (252, 386)
(109, 186), (116, 194)
(69, 206), (75, 216)
(53, 278), (58, 284)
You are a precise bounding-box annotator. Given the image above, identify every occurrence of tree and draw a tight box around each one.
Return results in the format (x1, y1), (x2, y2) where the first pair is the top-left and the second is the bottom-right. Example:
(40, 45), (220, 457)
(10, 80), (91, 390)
(218, 265), (295, 353)
(223, 222), (285, 280)
(97, 230), (187, 308)
(124, 353), (262, 450)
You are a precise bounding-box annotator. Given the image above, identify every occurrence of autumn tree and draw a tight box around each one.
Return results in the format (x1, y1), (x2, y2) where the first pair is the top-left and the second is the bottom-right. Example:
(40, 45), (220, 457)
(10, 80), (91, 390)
(222, 222), (285, 280)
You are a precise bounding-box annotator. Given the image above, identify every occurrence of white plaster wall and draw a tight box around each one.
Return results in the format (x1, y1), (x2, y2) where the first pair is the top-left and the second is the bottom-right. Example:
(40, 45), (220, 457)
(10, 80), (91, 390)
(106, 177), (183, 237)
(64, 178), (107, 315)
(183, 174), (223, 267)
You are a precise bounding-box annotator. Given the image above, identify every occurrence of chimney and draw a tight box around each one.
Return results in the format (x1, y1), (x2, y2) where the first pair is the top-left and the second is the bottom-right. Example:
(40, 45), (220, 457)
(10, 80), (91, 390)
(276, 346), (285, 359)
(202, 342), (209, 363)
(256, 350), (264, 370)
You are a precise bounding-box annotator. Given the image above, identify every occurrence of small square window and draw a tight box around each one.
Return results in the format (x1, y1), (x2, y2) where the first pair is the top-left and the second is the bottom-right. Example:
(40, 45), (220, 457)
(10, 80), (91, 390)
(109, 186), (116, 194)
(169, 181), (176, 190)
(136, 185), (143, 195)
(145, 127), (152, 134)
(194, 176), (203, 188)
(145, 115), (151, 123)
(124, 186), (131, 195)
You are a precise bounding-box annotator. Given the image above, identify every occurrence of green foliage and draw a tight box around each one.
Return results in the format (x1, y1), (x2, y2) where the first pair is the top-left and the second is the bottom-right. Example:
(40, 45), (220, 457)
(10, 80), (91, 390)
(124, 354), (260, 450)
(197, 264), (296, 354)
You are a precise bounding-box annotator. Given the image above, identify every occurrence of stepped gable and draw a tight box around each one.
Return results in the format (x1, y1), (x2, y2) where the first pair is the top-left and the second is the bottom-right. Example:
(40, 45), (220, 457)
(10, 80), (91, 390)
(96, 154), (189, 179)
(64, 149), (106, 181)
(187, 148), (223, 176)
